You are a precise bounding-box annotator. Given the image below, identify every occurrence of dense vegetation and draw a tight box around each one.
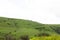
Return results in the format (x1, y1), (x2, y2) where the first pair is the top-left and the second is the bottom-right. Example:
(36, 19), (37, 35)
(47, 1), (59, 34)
(0, 17), (60, 40)
(30, 35), (60, 40)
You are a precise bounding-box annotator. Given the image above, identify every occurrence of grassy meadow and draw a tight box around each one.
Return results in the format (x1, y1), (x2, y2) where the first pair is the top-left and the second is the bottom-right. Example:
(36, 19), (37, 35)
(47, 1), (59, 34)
(0, 17), (60, 40)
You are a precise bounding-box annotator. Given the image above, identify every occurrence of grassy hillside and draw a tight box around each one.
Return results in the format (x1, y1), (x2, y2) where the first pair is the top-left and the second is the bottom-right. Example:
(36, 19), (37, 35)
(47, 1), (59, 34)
(0, 17), (60, 40)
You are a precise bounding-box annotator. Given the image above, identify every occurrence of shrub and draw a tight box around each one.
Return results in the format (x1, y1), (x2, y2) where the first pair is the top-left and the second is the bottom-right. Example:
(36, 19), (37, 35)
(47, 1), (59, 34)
(19, 35), (29, 40)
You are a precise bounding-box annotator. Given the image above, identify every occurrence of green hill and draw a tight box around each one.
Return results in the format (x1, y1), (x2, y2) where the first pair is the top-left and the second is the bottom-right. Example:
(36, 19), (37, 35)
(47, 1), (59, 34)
(0, 17), (60, 40)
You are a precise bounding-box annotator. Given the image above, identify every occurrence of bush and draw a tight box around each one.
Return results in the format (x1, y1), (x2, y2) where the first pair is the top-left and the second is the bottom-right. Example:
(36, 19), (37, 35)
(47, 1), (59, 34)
(19, 35), (29, 40)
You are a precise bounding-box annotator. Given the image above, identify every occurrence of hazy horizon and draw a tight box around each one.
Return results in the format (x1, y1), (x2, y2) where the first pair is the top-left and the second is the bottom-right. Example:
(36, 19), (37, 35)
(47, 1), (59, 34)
(0, 0), (60, 24)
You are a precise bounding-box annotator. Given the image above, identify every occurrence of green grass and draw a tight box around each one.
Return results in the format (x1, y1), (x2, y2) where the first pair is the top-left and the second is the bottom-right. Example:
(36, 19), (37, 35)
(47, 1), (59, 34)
(0, 17), (60, 40)
(30, 35), (60, 40)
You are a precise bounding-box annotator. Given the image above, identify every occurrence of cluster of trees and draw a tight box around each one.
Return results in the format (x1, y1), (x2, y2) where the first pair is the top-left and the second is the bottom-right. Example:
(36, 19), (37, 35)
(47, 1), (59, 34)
(50, 25), (60, 34)
(0, 32), (29, 40)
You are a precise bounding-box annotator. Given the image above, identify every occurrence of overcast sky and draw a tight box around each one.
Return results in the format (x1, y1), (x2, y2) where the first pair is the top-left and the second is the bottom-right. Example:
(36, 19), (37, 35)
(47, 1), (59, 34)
(0, 0), (60, 24)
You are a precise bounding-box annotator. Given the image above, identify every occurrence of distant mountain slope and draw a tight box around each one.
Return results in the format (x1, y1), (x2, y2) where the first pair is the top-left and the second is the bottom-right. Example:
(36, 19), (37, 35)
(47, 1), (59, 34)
(0, 17), (60, 40)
